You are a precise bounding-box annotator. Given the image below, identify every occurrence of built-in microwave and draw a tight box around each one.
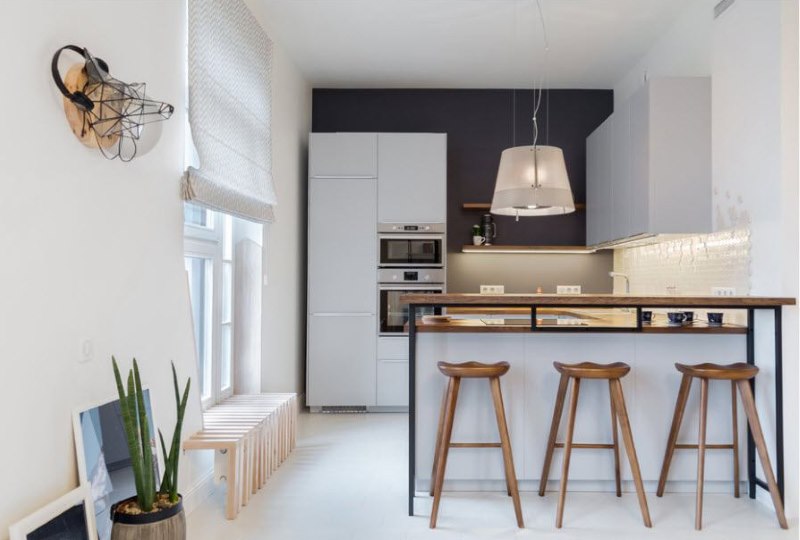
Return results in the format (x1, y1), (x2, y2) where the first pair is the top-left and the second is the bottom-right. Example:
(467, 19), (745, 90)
(378, 223), (445, 268)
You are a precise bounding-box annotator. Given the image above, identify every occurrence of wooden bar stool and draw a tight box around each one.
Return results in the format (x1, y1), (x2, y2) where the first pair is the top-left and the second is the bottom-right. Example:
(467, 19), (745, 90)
(539, 362), (652, 528)
(657, 362), (788, 530)
(429, 361), (524, 529)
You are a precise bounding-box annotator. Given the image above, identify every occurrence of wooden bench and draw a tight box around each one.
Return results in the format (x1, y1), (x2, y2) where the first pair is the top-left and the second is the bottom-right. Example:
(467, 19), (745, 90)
(183, 393), (297, 519)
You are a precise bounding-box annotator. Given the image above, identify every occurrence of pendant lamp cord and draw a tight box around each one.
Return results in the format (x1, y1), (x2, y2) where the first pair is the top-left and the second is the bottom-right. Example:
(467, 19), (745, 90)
(531, 0), (549, 190)
(532, 0), (548, 147)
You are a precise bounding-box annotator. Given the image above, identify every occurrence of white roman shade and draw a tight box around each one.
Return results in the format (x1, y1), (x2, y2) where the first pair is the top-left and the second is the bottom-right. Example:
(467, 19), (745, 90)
(184, 0), (276, 223)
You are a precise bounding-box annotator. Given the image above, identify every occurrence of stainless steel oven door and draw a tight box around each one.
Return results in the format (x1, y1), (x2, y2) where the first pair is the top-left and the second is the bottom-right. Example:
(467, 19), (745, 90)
(379, 284), (443, 334)
(378, 234), (443, 267)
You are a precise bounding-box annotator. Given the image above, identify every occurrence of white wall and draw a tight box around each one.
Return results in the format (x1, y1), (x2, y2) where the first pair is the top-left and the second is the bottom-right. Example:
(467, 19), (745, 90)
(259, 43), (312, 396)
(613, 0), (715, 109)
(0, 1), (209, 537)
(613, 0), (799, 520)
(712, 0), (798, 517)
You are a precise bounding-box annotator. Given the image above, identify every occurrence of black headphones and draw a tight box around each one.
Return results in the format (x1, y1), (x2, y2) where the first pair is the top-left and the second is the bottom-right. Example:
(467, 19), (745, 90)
(51, 45), (109, 112)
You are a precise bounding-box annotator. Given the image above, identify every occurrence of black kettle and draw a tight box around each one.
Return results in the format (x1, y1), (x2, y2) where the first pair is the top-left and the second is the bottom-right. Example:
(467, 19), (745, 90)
(480, 214), (497, 245)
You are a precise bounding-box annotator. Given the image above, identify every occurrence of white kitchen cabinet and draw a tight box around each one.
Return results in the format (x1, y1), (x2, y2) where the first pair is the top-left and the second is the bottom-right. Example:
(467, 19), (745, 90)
(307, 315), (376, 407)
(611, 101), (631, 241)
(308, 176), (377, 313)
(376, 360), (409, 407)
(629, 86), (650, 237)
(586, 77), (711, 246)
(646, 78), (711, 234)
(307, 174), (377, 408)
(377, 133), (447, 223)
(309, 133), (377, 178)
(376, 336), (409, 407)
(586, 117), (613, 246)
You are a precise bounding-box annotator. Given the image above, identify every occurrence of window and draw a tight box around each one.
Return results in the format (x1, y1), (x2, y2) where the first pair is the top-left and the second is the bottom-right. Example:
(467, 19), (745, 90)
(184, 203), (234, 408)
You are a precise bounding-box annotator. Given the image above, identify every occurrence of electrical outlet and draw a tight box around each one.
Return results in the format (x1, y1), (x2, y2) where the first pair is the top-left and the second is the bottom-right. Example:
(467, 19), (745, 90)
(557, 285), (582, 294)
(712, 286), (737, 296)
(480, 285), (505, 294)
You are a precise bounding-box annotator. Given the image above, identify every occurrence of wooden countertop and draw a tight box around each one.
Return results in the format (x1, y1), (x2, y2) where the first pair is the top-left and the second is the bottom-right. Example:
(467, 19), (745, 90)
(402, 293), (796, 307)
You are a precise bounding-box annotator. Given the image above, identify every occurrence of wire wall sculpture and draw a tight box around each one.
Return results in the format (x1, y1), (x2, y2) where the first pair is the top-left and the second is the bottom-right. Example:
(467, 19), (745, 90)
(51, 45), (174, 161)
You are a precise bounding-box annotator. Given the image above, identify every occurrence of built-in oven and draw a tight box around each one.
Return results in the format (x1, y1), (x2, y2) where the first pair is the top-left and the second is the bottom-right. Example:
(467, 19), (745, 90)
(378, 223), (445, 268)
(378, 268), (445, 334)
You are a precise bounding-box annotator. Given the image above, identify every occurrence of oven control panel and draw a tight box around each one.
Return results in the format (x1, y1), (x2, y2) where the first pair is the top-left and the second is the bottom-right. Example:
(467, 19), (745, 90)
(378, 268), (445, 284)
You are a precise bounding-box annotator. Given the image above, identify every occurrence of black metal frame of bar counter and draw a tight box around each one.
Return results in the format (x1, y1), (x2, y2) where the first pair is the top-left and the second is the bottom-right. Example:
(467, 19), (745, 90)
(406, 302), (785, 517)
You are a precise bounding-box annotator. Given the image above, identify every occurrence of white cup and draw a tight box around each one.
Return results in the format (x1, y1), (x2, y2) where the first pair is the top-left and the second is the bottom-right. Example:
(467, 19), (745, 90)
(472, 235), (486, 246)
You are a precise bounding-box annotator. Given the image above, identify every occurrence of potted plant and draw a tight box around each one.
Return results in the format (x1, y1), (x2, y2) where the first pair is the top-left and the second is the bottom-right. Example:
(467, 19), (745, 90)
(109, 357), (191, 540)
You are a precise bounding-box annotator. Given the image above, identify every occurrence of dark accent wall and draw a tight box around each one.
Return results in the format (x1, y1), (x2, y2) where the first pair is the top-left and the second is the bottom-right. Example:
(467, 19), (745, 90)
(312, 89), (613, 251)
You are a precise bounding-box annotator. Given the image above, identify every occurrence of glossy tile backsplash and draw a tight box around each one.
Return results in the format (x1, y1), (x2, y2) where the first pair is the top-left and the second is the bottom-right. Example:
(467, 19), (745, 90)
(613, 228), (751, 296)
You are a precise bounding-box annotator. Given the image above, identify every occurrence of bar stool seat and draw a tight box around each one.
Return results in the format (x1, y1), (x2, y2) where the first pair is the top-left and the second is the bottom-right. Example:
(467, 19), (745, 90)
(657, 362), (787, 530)
(540, 361), (651, 528)
(675, 362), (758, 380)
(429, 361), (523, 529)
(554, 361), (630, 379)
(438, 360), (510, 378)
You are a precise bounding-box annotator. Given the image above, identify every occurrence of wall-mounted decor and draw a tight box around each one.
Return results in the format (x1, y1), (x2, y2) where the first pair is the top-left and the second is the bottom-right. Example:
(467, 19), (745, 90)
(8, 484), (97, 540)
(51, 45), (174, 161)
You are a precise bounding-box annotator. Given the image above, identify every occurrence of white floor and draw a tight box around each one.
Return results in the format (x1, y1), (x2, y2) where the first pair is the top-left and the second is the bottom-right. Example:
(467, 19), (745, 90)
(187, 413), (794, 540)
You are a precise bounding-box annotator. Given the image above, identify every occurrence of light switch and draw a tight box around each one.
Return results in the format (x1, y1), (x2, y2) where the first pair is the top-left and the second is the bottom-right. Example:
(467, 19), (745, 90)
(80, 339), (94, 364)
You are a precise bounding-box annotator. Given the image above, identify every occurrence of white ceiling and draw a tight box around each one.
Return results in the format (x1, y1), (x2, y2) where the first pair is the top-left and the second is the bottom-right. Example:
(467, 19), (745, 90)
(253, 0), (695, 89)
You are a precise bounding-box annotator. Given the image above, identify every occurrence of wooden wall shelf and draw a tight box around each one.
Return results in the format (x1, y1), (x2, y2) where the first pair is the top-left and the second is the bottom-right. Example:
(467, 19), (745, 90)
(463, 202), (586, 211)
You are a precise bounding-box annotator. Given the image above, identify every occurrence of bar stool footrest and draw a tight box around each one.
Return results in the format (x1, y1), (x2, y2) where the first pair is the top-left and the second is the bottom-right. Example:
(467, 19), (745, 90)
(449, 442), (502, 448)
(554, 442), (615, 449)
(674, 443), (734, 450)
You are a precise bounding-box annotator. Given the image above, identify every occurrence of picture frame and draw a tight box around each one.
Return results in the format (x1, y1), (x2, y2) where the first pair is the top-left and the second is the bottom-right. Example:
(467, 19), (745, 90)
(8, 484), (97, 540)
(72, 388), (162, 540)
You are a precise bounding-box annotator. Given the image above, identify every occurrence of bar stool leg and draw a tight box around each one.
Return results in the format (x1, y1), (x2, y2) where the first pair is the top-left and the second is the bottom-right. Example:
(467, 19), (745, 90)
(539, 373), (569, 496)
(430, 378), (452, 496)
(493, 381), (512, 497)
(657, 373), (693, 497)
(696, 378), (709, 530)
(430, 377), (461, 529)
(489, 377), (524, 528)
(610, 379), (652, 528)
(556, 377), (580, 529)
(608, 380), (621, 497)
(736, 380), (788, 529)
(731, 380), (740, 498)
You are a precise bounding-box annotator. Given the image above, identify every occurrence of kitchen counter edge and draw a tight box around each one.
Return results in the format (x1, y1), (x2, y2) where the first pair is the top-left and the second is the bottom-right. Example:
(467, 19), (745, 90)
(401, 293), (796, 307)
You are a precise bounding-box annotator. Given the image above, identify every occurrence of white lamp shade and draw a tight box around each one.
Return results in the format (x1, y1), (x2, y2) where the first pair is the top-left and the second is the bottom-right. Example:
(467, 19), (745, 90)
(490, 145), (575, 216)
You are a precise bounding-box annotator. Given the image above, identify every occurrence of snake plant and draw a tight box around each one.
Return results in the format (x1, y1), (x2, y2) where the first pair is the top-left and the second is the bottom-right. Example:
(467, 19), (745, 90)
(112, 357), (191, 511)
(159, 362), (191, 503)
(112, 357), (156, 511)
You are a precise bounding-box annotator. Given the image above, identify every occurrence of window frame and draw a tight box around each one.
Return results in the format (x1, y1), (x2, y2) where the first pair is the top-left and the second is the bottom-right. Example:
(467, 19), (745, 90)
(184, 204), (234, 408)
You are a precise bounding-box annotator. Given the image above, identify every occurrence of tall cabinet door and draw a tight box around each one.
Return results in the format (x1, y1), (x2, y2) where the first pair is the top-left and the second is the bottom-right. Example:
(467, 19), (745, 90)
(611, 102), (631, 241)
(309, 133), (377, 178)
(629, 85), (650, 236)
(378, 133), (447, 223)
(307, 314), (376, 407)
(586, 117), (613, 246)
(308, 177), (377, 313)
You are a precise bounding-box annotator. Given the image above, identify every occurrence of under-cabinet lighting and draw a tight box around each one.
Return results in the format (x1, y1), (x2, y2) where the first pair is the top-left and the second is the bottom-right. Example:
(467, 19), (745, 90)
(461, 246), (597, 254)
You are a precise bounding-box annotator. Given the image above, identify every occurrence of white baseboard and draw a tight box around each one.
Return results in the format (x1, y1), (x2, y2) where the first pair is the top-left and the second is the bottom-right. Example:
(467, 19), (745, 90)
(183, 470), (216, 515)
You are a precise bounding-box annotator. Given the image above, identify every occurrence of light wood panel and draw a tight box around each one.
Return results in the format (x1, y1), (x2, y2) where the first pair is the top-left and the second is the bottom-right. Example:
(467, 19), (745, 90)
(183, 394), (298, 520)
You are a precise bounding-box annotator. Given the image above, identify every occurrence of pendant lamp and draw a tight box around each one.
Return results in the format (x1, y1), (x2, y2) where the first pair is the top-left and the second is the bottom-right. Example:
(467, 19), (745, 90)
(490, 0), (575, 219)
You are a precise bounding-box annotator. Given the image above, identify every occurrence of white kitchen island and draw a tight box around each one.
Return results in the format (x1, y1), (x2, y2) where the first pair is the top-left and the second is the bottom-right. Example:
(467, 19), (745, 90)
(402, 293), (794, 524)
